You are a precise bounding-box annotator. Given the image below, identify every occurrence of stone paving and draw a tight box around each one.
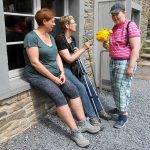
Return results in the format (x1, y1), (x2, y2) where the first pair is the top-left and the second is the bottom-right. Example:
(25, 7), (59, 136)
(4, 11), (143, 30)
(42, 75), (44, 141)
(135, 66), (150, 80)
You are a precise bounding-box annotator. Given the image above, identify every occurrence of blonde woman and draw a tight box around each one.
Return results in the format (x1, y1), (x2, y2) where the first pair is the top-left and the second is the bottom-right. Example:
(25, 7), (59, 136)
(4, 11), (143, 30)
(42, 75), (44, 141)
(55, 16), (111, 126)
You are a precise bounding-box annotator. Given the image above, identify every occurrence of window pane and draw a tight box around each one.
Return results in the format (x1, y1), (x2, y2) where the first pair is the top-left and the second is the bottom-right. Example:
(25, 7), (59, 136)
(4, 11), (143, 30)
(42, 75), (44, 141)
(41, 0), (65, 37)
(51, 18), (62, 37)
(3, 0), (33, 14)
(5, 16), (34, 42)
(7, 45), (25, 70)
(41, 0), (64, 17)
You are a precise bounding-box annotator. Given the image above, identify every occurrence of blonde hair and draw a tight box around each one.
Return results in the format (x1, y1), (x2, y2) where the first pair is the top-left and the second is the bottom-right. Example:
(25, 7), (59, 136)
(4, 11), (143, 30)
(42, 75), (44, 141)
(60, 15), (75, 30)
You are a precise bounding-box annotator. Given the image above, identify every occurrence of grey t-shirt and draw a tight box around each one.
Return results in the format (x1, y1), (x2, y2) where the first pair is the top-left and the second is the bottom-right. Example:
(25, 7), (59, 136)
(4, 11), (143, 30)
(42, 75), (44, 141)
(24, 31), (60, 78)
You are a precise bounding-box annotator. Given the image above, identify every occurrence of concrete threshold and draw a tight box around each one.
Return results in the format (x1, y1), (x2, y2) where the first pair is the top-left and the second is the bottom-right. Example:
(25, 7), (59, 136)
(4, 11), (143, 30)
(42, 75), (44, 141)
(135, 74), (150, 80)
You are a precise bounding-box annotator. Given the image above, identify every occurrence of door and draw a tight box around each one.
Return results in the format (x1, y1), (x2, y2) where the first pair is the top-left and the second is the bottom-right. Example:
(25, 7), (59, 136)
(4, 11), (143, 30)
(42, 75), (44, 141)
(94, 0), (125, 89)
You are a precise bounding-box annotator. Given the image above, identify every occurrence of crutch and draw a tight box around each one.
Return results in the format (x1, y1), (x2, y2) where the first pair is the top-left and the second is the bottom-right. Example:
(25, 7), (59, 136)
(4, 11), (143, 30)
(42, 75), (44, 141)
(71, 41), (105, 121)
(77, 59), (101, 121)
(78, 59), (106, 112)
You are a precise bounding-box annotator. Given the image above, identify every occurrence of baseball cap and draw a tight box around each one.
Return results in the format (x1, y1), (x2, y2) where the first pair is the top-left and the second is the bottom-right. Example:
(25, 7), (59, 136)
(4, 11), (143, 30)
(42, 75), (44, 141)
(110, 3), (125, 14)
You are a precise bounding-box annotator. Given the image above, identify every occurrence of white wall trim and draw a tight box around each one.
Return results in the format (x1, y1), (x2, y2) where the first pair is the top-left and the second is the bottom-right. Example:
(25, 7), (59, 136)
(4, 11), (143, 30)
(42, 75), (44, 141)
(131, 1), (142, 11)
(64, 0), (69, 15)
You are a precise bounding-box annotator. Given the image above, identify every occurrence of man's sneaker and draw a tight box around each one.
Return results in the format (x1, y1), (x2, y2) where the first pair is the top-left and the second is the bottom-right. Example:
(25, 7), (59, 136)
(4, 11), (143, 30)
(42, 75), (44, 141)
(90, 116), (101, 126)
(99, 110), (112, 120)
(78, 118), (100, 134)
(71, 129), (90, 148)
(109, 108), (120, 115)
(113, 115), (128, 129)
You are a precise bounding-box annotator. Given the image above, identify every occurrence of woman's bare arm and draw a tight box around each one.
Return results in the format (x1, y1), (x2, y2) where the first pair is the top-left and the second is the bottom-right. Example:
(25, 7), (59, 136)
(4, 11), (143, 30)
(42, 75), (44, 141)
(59, 42), (90, 64)
(26, 47), (62, 84)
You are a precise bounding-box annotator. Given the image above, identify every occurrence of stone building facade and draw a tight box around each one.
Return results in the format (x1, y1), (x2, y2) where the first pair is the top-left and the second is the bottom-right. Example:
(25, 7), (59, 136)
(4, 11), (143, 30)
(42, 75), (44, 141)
(140, 0), (150, 43)
(83, 0), (150, 82)
(83, 0), (95, 76)
(0, 90), (54, 143)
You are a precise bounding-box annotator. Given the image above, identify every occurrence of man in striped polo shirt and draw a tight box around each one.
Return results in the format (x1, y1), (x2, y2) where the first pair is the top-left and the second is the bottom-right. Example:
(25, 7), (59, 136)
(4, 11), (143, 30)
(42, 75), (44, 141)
(104, 3), (141, 128)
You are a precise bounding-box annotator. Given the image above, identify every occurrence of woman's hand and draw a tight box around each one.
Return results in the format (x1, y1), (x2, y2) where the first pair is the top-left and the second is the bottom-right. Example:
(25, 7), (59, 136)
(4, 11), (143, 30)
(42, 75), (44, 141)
(83, 41), (90, 50)
(73, 47), (79, 53)
(53, 76), (63, 86)
(59, 71), (66, 84)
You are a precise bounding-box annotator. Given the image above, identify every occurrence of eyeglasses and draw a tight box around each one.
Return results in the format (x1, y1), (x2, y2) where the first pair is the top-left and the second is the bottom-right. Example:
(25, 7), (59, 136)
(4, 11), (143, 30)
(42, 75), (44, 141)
(69, 22), (76, 24)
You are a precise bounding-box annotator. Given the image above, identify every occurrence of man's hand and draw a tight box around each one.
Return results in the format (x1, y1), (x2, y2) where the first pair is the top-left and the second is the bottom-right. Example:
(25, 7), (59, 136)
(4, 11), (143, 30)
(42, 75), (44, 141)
(126, 66), (134, 77)
(103, 41), (109, 49)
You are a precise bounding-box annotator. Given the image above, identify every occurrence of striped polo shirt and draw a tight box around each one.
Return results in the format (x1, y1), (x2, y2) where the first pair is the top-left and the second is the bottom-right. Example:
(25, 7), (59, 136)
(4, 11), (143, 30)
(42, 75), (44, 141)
(109, 19), (140, 59)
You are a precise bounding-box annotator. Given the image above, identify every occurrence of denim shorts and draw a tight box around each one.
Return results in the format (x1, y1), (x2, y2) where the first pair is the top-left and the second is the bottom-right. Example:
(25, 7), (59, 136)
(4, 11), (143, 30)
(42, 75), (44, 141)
(25, 75), (79, 107)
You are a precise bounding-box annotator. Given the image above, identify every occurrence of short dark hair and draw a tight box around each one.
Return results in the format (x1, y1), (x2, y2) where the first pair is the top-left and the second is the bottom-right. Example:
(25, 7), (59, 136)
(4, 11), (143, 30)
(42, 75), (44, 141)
(35, 8), (55, 26)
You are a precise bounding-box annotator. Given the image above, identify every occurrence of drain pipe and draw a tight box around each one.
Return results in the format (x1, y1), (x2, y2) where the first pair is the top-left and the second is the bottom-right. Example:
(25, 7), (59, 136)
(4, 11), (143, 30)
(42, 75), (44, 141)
(100, 50), (108, 91)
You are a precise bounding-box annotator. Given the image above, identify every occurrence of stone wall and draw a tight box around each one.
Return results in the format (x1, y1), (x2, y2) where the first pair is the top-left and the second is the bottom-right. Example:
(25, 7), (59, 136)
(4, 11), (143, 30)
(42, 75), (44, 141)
(0, 89), (54, 143)
(83, 0), (95, 79)
(83, 0), (150, 58)
(140, 0), (150, 44)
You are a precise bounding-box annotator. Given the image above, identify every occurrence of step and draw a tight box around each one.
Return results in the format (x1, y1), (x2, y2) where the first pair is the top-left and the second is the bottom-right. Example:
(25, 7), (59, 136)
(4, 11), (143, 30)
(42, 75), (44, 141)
(145, 39), (150, 43)
(138, 60), (150, 66)
(145, 39), (150, 47)
(142, 47), (150, 52)
(140, 53), (150, 59)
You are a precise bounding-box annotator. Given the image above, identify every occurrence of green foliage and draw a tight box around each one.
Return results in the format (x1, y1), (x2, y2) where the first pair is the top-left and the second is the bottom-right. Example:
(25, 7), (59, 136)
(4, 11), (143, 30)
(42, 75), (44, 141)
(148, 12), (150, 20)
(147, 32), (150, 39)
(142, 42), (148, 48)
(140, 41), (150, 54)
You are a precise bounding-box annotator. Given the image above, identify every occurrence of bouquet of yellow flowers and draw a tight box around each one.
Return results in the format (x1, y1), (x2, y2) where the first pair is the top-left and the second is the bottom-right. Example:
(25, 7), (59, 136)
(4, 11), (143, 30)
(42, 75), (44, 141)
(96, 28), (113, 49)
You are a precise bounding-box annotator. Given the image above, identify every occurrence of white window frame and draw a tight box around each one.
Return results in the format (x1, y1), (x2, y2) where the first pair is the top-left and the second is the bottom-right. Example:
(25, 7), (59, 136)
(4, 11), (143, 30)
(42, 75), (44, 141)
(4, 0), (68, 80)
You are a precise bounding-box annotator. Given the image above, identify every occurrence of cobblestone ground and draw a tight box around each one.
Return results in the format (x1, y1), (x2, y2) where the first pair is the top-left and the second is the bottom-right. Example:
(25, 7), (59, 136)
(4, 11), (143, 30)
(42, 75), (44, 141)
(135, 66), (150, 80)
(0, 79), (150, 150)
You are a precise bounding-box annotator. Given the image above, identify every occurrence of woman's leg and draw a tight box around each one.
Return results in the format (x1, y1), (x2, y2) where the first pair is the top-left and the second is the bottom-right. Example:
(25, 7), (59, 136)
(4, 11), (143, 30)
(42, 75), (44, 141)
(64, 68), (96, 118)
(26, 75), (90, 147)
(68, 97), (85, 121)
(64, 67), (111, 121)
(26, 75), (78, 129)
(60, 79), (100, 133)
(56, 104), (78, 129)
(59, 79), (86, 121)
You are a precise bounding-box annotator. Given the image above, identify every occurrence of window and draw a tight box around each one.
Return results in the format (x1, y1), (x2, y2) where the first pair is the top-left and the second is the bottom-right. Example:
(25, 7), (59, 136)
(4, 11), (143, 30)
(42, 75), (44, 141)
(3, 0), (68, 78)
(0, 0), (77, 100)
(131, 8), (140, 28)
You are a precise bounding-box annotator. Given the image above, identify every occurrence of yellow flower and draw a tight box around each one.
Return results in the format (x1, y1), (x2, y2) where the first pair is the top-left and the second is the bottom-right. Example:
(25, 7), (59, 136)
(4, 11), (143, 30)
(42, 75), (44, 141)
(96, 28), (112, 42)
